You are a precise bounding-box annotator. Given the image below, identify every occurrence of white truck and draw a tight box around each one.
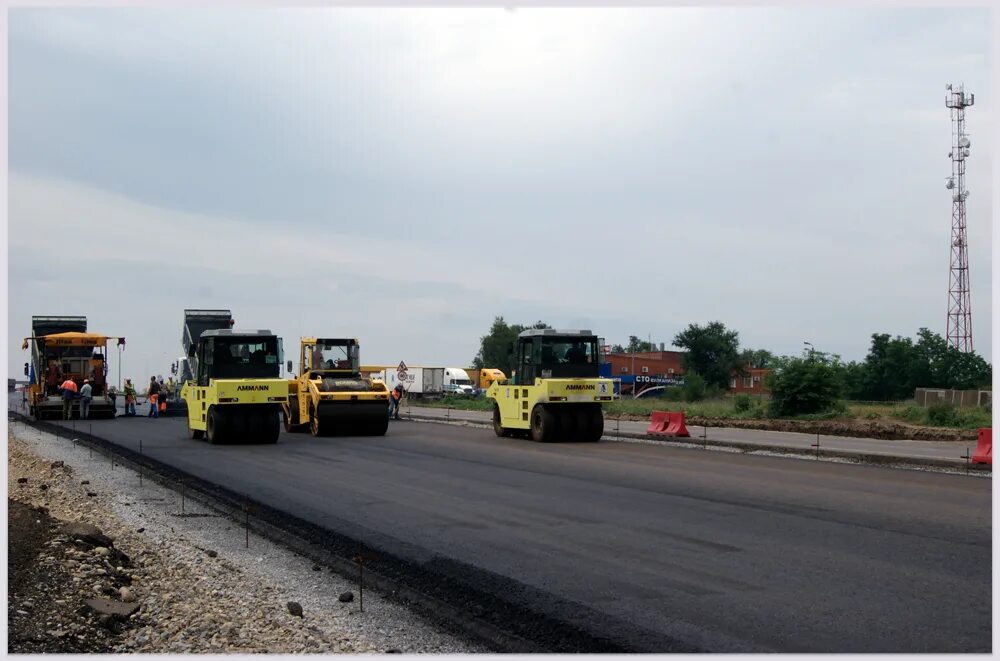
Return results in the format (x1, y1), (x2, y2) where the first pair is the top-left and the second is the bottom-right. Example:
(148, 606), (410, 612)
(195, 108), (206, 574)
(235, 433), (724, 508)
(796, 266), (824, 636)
(443, 367), (476, 395)
(380, 366), (445, 399)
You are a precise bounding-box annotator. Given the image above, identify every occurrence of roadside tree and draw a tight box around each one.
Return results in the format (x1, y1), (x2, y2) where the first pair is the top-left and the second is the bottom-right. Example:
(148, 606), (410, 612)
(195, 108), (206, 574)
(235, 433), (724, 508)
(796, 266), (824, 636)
(769, 352), (845, 416)
(673, 322), (743, 390)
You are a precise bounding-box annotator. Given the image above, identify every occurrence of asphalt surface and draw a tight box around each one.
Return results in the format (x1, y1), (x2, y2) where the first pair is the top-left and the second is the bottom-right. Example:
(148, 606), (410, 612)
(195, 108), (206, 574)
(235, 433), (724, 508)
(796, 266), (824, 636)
(9, 397), (992, 652)
(406, 405), (978, 463)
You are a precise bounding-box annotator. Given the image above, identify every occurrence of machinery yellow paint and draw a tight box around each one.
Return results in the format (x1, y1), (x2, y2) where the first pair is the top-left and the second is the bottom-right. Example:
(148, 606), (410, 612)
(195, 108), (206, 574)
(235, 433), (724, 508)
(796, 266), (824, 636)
(486, 328), (615, 442)
(182, 378), (289, 431)
(488, 378), (615, 430)
(282, 337), (390, 437)
(178, 312), (287, 444)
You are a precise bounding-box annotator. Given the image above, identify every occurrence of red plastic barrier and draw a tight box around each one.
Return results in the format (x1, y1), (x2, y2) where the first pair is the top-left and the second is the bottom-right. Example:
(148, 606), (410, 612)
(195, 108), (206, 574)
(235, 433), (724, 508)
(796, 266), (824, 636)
(647, 411), (691, 438)
(972, 428), (992, 465)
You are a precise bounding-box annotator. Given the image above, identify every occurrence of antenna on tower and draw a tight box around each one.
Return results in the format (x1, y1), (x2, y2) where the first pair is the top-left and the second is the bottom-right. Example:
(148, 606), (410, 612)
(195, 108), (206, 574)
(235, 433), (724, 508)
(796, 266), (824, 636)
(944, 83), (974, 352)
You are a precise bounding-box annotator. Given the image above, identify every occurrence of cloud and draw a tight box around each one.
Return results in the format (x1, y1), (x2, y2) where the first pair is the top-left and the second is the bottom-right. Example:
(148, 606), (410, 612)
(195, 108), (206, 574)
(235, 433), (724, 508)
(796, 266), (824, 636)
(7, 172), (613, 376)
(7, 7), (994, 380)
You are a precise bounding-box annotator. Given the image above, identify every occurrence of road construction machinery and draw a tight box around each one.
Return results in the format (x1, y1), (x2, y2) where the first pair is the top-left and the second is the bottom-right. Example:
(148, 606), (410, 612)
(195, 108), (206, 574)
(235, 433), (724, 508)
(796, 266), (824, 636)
(283, 337), (390, 437)
(179, 309), (288, 444)
(487, 329), (615, 442)
(22, 315), (124, 420)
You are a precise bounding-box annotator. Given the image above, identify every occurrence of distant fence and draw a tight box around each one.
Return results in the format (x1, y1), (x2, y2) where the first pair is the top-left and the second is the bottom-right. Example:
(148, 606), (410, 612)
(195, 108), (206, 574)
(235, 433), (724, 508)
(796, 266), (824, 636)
(914, 388), (992, 409)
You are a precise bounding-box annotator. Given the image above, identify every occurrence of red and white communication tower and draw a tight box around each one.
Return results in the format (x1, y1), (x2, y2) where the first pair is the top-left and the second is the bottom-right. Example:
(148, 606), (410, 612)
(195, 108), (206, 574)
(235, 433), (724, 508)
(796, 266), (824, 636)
(944, 83), (974, 352)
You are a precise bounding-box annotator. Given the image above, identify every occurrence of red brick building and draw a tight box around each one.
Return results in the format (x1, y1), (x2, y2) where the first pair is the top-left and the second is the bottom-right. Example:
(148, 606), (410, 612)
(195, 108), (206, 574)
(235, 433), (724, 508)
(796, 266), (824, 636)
(729, 367), (772, 394)
(607, 351), (685, 379)
(608, 351), (772, 395)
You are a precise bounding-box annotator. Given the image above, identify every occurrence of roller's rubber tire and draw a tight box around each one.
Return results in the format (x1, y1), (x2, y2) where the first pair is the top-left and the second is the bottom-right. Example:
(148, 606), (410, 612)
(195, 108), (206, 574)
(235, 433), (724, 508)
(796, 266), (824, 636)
(284, 396), (305, 433)
(492, 404), (511, 438)
(554, 407), (578, 442)
(530, 405), (557, 443)
(585, 405), (605, 442)
(206, 407), (226, 445)
(262, 411), (280, 444)
(310, 408), (324, 437)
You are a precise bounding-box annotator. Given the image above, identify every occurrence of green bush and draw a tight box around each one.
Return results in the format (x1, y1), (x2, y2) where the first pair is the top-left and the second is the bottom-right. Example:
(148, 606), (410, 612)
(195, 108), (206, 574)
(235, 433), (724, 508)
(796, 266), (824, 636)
(926, 402), (958, 427)
(682, 373), (707, 403)
(769, 356), (844, 416)
(660, 387), (685, 402)
(733, 393), (753, 412)
(889, 403), (991, 429)
(703, 384), (727, 401)
(955, 407), (992, 429)
(894, 405), (926, 424)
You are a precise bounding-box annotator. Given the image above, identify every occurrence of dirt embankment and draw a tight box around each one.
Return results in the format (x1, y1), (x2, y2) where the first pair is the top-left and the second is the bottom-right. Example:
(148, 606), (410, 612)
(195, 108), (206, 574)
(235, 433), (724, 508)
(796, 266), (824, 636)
(611, 414), (981, 442)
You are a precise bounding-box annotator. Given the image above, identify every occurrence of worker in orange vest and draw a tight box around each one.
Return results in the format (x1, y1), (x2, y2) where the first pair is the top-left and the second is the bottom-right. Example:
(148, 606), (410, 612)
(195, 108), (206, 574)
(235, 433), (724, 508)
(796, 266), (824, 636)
(147, 376), (160, 418)
(387, 384), (404, 421)
(60, 377), (78, 420)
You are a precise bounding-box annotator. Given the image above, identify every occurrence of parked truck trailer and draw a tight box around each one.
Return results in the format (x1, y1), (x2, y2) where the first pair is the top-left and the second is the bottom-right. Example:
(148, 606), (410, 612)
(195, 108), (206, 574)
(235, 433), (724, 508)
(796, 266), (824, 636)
(380, 366), (444, 399)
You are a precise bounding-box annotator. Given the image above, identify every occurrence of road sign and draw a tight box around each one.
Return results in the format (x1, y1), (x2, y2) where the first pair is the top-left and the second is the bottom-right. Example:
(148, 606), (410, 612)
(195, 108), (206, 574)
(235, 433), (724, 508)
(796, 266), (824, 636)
(397, 361), (407, 372)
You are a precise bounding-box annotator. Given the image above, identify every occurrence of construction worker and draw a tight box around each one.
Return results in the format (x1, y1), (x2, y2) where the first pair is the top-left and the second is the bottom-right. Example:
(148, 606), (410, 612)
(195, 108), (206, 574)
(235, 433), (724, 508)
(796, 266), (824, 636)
(388, 384), (404, 420)
(158, 378), (168, 413)
(123, 379), (137, 416)
(147, 376), (160, 418)
(79, 379), (93, 420)
(60, 377), (78, 420)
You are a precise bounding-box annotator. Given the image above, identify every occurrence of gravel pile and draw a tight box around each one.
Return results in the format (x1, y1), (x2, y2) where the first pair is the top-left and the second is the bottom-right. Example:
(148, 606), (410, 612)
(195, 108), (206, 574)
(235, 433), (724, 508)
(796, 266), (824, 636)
(8, 424), (484, 653)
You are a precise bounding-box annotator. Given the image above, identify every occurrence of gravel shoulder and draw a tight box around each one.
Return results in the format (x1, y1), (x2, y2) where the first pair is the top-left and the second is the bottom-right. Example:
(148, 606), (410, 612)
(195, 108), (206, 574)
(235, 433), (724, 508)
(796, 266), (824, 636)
(7, 424), (484, 653)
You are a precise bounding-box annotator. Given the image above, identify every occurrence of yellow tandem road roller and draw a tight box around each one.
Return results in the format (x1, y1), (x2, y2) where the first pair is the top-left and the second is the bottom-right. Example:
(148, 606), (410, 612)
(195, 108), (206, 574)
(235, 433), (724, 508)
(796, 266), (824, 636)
(179, 309), (288, 444)
(283, 337), (390, 437)
(487, 329), (615, 442)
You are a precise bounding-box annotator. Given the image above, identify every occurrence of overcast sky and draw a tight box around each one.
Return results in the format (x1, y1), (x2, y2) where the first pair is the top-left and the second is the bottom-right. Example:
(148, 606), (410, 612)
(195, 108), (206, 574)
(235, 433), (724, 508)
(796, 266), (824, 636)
(6, 7), (993, 384)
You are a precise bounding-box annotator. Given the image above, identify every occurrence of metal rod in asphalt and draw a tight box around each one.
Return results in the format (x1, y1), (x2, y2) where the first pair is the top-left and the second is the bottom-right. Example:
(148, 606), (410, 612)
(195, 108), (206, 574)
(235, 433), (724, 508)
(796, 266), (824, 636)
(353, 554), (373, 614)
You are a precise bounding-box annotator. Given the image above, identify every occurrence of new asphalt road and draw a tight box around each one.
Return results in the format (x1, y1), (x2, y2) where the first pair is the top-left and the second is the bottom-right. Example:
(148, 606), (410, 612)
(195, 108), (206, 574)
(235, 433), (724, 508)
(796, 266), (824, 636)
(19, 403), (992, 652)
(405, 405), (978, 464)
